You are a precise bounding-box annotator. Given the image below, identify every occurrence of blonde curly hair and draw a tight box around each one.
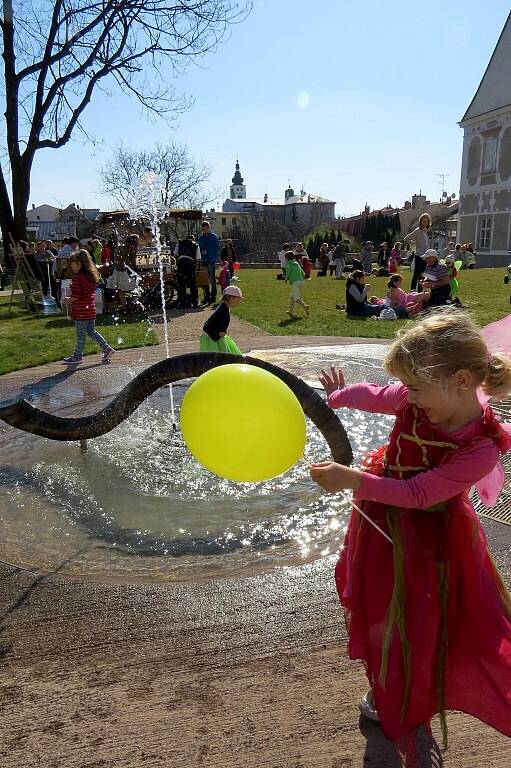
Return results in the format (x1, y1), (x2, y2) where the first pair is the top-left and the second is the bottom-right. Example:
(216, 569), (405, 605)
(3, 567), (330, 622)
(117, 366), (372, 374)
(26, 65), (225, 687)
(384, 308), (511, 399)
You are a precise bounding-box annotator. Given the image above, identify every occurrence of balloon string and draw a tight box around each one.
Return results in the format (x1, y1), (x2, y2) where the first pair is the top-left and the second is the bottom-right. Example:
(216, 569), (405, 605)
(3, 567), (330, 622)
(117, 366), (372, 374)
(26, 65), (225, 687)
(344, 493), (393, 545)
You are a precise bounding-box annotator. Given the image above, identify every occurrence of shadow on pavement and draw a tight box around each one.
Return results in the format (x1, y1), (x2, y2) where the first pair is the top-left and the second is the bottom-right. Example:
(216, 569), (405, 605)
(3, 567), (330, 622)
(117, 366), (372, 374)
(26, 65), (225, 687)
(360, 718), (443, 768)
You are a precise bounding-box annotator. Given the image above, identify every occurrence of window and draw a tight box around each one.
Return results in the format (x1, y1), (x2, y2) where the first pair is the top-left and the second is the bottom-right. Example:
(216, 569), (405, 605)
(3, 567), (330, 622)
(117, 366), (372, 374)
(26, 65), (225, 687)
(483, 137), (497, 173)
(479, 217), (492, 249)
(221, 217), (226, 225)
(232, 217), (237, 225)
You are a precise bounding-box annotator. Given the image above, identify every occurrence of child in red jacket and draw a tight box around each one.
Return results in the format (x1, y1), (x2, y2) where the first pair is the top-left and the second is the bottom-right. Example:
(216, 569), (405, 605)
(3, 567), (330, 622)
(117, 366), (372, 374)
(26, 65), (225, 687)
(62, 249), (114, 365)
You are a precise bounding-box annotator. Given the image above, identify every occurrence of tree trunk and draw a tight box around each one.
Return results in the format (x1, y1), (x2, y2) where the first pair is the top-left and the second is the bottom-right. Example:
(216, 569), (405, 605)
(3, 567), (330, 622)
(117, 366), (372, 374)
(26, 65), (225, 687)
(0, 157), (31, 268)
(11, 155), (31, 240)
(0, 167), (15, 267)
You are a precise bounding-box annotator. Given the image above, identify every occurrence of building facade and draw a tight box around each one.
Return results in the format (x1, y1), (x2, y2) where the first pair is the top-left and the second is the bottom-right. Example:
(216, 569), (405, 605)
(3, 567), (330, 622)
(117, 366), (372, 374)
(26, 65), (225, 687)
(206, 210), (255, 240)
(458, 12), (511, 266)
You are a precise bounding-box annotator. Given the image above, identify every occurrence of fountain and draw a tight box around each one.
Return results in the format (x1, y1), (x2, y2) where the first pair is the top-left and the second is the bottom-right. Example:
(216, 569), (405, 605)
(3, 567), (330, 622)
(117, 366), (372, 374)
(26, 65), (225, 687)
(2, 336), (509, 583)
(126, 170), (177, 425)
(0, 344), (400, 581)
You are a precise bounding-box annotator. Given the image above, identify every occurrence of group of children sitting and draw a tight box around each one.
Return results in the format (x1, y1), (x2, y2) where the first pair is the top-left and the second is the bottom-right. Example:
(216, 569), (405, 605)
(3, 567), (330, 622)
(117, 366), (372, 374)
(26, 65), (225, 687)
(341, 251), (461, 320)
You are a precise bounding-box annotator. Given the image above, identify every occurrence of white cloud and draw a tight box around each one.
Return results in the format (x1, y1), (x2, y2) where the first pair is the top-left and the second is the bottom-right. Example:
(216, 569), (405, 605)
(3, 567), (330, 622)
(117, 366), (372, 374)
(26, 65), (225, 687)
(297, 91), (311, 109)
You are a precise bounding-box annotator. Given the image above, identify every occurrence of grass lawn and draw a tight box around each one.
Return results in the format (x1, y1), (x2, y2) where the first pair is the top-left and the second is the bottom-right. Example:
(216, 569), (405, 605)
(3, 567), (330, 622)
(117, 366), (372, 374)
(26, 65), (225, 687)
(0, 295), (158, 375)
(235, 267), (511, 338)
(1, 267), (509, 376)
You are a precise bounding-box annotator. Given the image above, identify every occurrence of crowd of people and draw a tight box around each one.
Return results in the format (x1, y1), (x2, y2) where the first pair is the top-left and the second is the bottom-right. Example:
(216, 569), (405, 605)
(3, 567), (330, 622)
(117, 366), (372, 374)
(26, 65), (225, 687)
(9, 215), (486, 362)
(12, 220), (241, 314)
(13, 210), (481, 327)
(271, 212), (478, 321)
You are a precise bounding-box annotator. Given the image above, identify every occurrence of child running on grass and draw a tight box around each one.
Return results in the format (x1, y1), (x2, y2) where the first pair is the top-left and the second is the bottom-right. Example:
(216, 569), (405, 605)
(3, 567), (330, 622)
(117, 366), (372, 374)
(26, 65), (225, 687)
(284, 251), (309, 318)
(199, 285), (243, 354)
(311, 309), (511, 752)
(62, 249), (114, 365)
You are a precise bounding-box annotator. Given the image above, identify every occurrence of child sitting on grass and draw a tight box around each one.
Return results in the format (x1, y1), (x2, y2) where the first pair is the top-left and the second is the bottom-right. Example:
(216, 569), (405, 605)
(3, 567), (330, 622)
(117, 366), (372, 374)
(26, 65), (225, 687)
(345, 270), (383, 318)
(386, 274), (429, 317)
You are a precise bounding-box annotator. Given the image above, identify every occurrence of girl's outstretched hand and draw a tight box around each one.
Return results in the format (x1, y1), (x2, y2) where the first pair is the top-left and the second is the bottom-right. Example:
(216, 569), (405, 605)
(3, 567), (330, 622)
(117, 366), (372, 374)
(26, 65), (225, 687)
(310, 462), (362, 493)
(319, 366), (346, 396)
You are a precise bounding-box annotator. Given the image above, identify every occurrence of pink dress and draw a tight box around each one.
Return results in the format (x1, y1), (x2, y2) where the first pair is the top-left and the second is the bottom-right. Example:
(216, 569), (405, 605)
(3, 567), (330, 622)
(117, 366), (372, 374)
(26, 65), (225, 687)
(329, 383), (511, 744)
(387, 286), (407, 308)
(218, 261), (230, 292)
(388, 255), (399, 273)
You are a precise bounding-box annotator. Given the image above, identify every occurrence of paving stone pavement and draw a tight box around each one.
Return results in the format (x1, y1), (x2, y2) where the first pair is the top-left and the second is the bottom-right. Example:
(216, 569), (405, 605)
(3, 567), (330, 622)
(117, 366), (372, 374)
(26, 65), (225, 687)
(0, 320), (510, 768)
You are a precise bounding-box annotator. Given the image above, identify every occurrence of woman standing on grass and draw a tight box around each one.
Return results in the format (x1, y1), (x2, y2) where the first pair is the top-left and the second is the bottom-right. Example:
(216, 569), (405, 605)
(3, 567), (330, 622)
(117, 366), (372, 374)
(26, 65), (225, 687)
(62, 249), (114, 366)
(404, 213), (431, 291)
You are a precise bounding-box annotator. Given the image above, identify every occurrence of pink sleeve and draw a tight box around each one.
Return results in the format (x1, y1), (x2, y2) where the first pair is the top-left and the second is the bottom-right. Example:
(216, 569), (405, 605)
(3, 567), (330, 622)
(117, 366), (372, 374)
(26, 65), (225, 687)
(327, 382), (408, 414)
(358, 439), (500, 509)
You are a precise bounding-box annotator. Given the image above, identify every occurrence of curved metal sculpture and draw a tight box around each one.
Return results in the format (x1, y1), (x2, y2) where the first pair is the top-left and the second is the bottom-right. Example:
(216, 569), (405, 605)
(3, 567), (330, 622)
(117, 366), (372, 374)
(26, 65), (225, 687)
(0, 352), (353, 466)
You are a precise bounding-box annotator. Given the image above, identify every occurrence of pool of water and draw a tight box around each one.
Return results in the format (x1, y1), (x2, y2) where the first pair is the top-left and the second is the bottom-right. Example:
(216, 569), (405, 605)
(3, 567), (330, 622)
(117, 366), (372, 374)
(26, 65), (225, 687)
(0, 345), (394, 582)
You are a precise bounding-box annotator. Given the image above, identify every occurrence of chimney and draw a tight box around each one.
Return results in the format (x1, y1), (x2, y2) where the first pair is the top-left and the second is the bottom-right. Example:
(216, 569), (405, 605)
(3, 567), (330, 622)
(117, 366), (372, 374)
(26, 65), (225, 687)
(32, 203), (35, 209)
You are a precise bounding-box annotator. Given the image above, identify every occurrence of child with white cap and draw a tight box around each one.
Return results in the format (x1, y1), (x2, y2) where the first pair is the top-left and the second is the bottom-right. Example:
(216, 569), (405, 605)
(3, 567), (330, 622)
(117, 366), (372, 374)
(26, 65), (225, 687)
(199, 285), (243, 354)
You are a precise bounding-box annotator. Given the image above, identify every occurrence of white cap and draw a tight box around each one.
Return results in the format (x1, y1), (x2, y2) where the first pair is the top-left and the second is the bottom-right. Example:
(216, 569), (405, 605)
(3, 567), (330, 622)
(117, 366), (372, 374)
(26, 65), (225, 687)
(423, 249), (438, 260)
(223, 285), (243, 298)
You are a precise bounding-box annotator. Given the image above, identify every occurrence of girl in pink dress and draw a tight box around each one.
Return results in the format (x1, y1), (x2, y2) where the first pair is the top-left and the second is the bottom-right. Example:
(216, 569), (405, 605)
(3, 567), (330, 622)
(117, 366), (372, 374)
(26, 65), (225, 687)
(217, 259), (230, 293)
(311, 310), (511, 753)
(387, 274), (428, 317)
(388, 242), (401, 274)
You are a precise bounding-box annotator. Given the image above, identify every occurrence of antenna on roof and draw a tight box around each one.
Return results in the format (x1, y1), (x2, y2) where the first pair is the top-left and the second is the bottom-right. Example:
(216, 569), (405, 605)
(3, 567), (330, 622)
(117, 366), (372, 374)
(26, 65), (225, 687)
(435, 172), (449, 199)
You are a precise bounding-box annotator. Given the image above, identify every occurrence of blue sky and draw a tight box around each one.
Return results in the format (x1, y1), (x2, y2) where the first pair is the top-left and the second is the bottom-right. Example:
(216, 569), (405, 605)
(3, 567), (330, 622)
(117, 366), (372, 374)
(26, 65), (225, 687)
(27, 0), (511, 216)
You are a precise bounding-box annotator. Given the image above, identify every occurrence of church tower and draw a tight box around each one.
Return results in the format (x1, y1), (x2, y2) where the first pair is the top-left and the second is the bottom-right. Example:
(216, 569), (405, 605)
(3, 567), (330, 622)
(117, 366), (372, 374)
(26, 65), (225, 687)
(230, 158), (246, 199)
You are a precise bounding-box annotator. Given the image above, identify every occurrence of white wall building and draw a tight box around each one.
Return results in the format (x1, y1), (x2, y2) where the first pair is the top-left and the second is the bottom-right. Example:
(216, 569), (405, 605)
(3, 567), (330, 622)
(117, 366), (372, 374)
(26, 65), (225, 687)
(26, 204), (60, 223)
(458, 12), (511, 266)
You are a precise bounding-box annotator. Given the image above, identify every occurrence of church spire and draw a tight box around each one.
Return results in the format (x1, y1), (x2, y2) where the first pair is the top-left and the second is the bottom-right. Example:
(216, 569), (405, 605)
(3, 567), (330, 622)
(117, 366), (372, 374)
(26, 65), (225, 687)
(232, 157), (244, 186)
(230, 156), (246, 199)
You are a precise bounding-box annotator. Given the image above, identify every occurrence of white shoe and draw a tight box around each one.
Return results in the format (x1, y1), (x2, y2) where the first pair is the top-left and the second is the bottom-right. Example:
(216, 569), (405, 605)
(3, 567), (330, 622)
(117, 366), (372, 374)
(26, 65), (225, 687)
(359, 690), (380, 722)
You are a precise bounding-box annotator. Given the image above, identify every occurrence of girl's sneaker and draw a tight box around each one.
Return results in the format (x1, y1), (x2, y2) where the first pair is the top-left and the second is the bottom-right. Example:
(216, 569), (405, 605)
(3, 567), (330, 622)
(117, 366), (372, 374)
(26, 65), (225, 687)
(359, 690), (380, 722)
(63, 355), (83, 365)
(102, 347), (114, 363)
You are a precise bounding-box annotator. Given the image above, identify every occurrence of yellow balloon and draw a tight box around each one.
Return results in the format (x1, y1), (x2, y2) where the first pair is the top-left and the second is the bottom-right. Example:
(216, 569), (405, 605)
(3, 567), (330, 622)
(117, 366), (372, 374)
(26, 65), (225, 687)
(180, 364), (306, 482)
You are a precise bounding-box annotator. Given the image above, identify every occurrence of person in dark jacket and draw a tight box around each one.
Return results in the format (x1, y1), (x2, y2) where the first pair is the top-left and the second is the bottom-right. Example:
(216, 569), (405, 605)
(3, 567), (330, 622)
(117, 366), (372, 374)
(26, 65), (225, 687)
(198, 221), (220, 304)
(378, 241), (389, 268)
(220, 238), (237, 278)
(345, 270), (383, 318)
(199, 285), (243, 353)
(176, 235), (200, 308)
(176, 252), (198, 309)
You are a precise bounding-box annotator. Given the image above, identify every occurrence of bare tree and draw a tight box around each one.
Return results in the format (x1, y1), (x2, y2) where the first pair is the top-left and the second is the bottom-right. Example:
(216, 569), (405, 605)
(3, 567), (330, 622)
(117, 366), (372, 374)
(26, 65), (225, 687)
(231, 215), (293, 259)
(0, 0), (250, 252)
(99, 141), (212, 209)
